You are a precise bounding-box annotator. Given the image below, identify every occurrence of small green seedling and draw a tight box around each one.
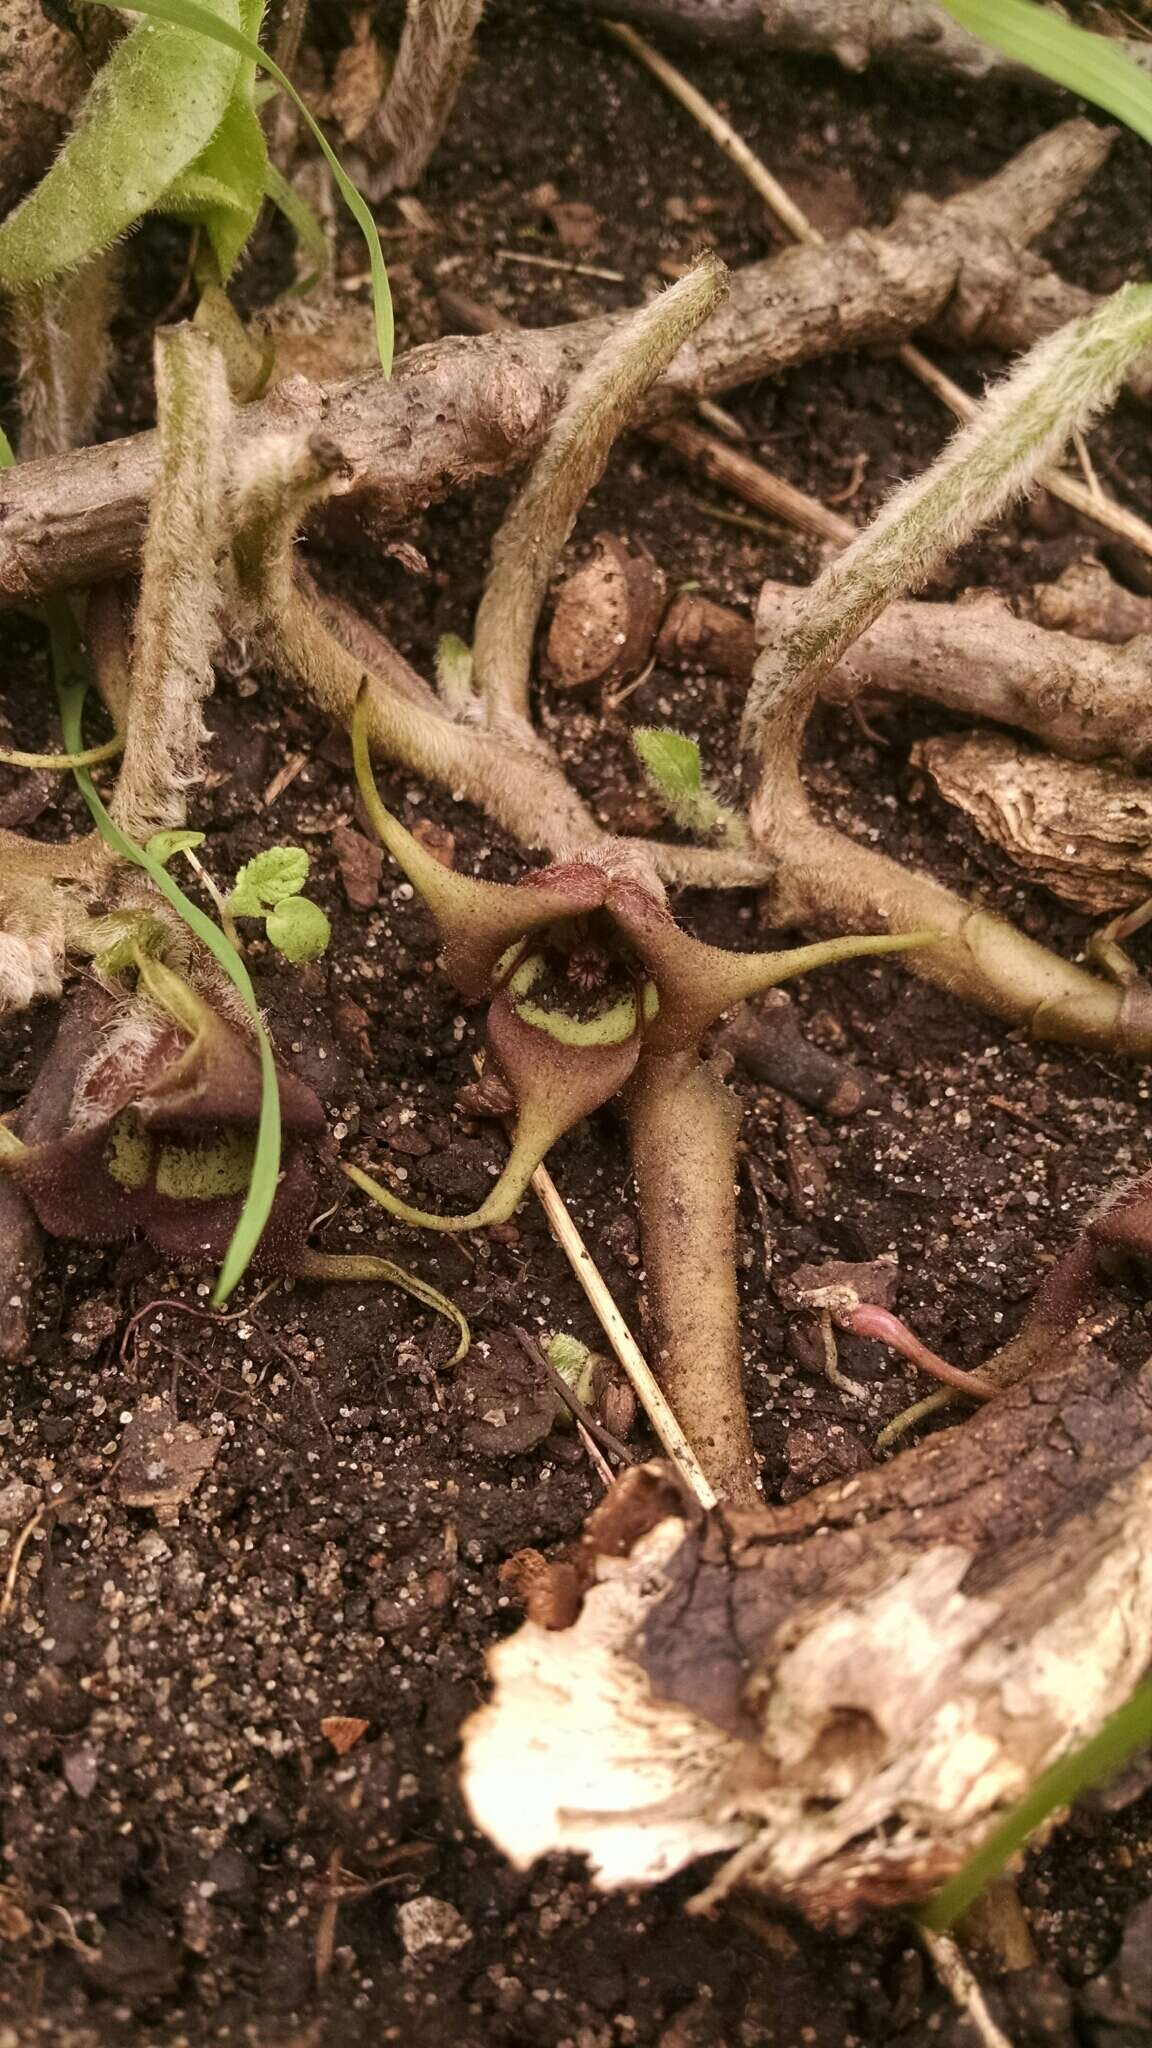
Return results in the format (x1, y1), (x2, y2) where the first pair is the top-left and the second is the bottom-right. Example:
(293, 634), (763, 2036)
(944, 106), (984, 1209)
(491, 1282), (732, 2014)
(147, 834), (332, 964)
(632, 727), (748, 849)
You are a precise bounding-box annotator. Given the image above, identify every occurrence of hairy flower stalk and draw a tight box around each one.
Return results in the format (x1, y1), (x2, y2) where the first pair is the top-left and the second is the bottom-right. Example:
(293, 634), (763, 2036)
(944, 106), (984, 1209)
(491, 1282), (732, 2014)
(348, 691), (934, 1495)
(111, 325), (231, 838)
(747, 287), (1152, 1054)
(627, 1050), (757, 1505)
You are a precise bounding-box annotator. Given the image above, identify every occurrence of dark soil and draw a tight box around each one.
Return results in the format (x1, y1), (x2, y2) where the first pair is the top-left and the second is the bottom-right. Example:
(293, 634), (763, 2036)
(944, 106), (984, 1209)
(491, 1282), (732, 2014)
(2, 4), (1152, 2043)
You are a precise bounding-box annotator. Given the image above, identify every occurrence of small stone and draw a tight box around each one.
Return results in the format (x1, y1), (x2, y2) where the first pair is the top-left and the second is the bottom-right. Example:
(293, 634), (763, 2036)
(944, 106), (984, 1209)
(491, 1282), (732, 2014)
(396, 1895), (472, 1957)
(332, 823), (384, 911)
(411, 818), (456, 869)
(62, 1746), (100, 1799)
(0, 1481), (39, 1528)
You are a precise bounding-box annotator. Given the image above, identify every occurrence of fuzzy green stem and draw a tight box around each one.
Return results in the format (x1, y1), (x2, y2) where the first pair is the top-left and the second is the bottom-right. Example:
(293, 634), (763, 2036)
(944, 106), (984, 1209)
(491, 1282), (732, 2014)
(111, 325), (230, 838)
(626, 1050), (759, 1506)
(746, 285), (1152, 772)
(472, 252), (728, 724)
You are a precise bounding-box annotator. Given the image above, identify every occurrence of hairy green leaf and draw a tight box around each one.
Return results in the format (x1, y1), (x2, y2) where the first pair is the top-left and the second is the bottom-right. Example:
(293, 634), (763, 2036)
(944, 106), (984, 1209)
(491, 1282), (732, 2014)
(160, 90), (267, 280)
(633, 727), (704, 803)
(230, 845), (309, 913)
(86, 0), (394, 371)
(0, 0), (242, 289)
(939, 0), (1152, 144)
(265, 894), (332, 963)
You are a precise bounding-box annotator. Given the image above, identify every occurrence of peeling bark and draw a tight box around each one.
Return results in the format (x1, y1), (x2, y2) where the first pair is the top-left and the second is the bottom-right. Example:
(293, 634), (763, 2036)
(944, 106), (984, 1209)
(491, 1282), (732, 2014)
(914, 732), (1152, 914)
(463, 1345), (1152, 1923)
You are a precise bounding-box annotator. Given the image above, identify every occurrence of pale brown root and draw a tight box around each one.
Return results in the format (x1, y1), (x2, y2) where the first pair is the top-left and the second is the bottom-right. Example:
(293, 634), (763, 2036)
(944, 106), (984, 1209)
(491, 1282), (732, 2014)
(1027, 559), (1152, 644)
(627, 1051), (760, 1507)
(913, 732), (1152, 915)
(647, 417), (854, 547)
(0, 123), (1111, 602)
(756, 581), (1152, 767)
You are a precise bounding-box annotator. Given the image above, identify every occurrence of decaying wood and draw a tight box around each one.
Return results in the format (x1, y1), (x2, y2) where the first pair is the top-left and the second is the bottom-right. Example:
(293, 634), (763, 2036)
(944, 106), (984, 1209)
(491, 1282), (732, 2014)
(716, 992), (869, 1116)
(758, 581), (1152, 768)
(0, 122), (1113, 602)
(913, 732), (1152, 915)
(463, 1344), (1152, 1922)
(562, 0), (1152, 84)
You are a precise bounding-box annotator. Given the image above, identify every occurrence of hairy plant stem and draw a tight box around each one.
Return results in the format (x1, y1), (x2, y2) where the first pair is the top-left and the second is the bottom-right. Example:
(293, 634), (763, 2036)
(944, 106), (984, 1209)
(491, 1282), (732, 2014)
(111, 326), (231, 837)
(11, 250), (119, 460)
(749, 289), (1152, 1056)
(473, 253), (728, 723)
(626, 1050), (759, 1507)
(358, 0), (485, 197)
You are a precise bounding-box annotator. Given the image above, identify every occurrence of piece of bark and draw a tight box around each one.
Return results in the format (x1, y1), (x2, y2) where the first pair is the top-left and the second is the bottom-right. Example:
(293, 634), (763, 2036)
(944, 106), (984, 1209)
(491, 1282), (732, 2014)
(462, 1344), (1152, 1923)
(114, 1397), (220, 1525)
(1027, 559), (1152, 645)
(913, 731), (1152, 914)
(757, 583), (1152, 768)
(0, 986), (116, 1363)
(332, 822), (384, 909)
(716, 990), (869, 1115)
(0, 122), (1113, 602)
(0, 4), (119, 219)
(561, 0), (1152, 84)
(545, 534), (668, 690)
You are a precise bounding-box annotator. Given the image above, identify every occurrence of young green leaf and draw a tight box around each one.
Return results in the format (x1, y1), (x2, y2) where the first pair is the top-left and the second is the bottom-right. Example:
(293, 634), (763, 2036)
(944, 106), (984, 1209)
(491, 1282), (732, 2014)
(265, 894), (332, 963)
(0, 0), (243, 289)
(159, 89), (268, 281)
(634, 727), (705, 804)
(632, 725), (748, 847)
(939, 0), (1152, 145)
(435, 632), (475, 711)
(84, 0), (394, 372)
(146, 829), (207, 865)
(229, 845), (310, 914)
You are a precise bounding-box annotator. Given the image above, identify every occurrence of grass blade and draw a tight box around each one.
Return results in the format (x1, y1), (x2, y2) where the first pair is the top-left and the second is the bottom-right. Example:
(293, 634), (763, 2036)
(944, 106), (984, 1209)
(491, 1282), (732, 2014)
(940, 0), (1152, 143)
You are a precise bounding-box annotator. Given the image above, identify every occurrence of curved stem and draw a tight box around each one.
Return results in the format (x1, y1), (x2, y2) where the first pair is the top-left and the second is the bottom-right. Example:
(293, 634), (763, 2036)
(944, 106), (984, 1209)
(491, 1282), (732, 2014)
(295, 1247), (470, 1363)
(626, 1049), (759, 1506)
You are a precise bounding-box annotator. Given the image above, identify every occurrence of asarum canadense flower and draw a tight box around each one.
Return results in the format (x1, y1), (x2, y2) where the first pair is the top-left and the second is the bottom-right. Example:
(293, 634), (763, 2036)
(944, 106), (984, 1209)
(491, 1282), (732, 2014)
(0, 957), (325, 1270)
(346, 690), (935, 1232)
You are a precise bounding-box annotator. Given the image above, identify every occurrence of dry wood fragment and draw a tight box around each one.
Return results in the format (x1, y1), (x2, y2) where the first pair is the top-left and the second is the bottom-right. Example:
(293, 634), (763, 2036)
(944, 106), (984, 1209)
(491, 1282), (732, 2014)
(0, 123), (1112, 602)
(463, 1344), (1152, 1921)
(563, 0), (1152, 85)
(913, 731), (1152, 915)
(717, 993), (869, 1115)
